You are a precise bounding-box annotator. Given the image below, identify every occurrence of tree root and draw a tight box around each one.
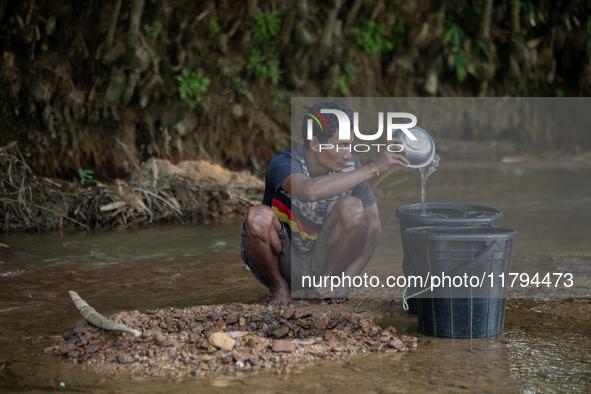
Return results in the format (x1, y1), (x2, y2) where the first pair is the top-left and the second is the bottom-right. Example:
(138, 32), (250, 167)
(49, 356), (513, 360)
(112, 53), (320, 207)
(69, 291), (141, 337)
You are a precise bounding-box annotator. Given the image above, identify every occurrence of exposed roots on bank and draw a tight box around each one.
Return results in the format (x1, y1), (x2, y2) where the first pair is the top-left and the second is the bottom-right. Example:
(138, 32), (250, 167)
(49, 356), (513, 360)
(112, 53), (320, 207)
(0, 142), (263, 231)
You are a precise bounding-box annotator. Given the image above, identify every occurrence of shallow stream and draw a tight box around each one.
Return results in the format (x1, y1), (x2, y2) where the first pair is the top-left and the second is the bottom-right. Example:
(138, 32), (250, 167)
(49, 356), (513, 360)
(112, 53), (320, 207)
(1, 166), (590, 392)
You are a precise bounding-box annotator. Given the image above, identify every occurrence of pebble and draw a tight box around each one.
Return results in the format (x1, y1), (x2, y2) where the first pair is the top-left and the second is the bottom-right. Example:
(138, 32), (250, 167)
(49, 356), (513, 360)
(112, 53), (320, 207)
(116, 355), (126, 364)
(209, 332), (235, 351)
(272, 340), (295, 353)
(282, 307), (295, 319)
(272, 326), (290, 339)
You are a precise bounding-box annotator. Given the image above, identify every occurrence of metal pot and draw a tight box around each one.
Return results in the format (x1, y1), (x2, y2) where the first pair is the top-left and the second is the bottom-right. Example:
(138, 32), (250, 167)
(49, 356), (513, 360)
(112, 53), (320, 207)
(391, 126), (436, 168)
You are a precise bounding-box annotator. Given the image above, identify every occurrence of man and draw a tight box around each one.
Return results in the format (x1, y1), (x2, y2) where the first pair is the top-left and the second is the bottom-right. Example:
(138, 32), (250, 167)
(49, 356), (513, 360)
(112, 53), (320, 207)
(240, 100), (409, 307)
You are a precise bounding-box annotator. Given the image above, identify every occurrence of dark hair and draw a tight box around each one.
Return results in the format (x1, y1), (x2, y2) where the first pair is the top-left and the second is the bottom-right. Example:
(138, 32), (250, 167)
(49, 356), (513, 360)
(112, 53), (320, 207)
(301, 99), (354, 149)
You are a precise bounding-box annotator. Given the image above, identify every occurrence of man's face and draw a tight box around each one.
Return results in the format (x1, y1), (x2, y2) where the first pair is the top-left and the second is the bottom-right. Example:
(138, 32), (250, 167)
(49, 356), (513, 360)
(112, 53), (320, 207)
(316, 132), (354, 173)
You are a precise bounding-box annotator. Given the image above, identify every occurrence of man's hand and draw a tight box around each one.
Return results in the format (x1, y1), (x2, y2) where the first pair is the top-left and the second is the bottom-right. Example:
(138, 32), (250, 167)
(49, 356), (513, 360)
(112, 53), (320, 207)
(373, 138), (409, 173)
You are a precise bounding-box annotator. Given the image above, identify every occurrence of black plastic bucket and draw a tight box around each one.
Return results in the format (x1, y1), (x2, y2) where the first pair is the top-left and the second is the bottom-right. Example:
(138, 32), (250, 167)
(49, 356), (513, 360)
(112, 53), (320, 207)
(396, 203), (503, 313)
(402, 226), (519, 338)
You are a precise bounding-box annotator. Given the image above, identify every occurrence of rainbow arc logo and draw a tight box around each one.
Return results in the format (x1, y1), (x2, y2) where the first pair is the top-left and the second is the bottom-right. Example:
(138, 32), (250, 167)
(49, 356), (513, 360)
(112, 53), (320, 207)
(303, 107), (328, 131)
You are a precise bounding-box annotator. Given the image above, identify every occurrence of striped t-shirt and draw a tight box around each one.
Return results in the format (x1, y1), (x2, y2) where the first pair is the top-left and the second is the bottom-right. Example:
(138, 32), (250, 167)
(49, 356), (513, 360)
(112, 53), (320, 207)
(262, 146), (377, 255)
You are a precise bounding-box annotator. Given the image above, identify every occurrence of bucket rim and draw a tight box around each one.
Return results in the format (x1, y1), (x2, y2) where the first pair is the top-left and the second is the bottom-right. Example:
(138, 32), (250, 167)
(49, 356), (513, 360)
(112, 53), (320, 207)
(402, 225), (519, 241)
(395, 203), (503, 225)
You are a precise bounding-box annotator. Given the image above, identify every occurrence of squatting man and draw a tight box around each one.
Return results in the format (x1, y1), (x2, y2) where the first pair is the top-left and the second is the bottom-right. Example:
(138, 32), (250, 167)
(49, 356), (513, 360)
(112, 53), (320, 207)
(240, 100), (409, 306)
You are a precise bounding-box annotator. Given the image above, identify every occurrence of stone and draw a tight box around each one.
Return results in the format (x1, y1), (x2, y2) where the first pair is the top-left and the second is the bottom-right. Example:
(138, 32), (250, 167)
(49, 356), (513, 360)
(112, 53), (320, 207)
(272, 326), (290, 339)
(247, 358), (259, 366)
(314, 316), (329, 330)
(272, 340), (295, 353)
(209, 332), (235, 351)
(216, 320), (226, 329)
(388, 339), (404, 350)
(282, 307), (295, 319)
(116, 355), (126, 364)
(165, 316), (174, 326)
(239, 317), (246, 326)
(85, 345), (100, 354)
(154, 332), (164, 343)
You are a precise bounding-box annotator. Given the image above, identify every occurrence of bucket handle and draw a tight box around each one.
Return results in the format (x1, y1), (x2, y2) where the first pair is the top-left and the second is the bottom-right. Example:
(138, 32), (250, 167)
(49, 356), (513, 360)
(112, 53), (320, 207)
(449, 239), (499, 277)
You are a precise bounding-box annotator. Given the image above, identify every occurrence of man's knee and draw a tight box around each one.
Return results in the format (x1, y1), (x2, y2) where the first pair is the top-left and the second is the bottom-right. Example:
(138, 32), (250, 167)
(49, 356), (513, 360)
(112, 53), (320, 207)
(333, 197), (365, 230)
(245, 205), (279, 238)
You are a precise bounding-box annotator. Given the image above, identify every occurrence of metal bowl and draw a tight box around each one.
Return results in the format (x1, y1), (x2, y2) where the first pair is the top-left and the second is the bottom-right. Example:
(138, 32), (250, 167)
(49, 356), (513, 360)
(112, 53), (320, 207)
(391, 126), (436, 168)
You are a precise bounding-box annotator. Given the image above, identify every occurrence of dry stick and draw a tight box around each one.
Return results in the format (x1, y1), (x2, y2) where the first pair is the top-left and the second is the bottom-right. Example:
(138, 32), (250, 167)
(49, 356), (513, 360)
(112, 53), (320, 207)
(105, 0), (122, 52)
(135, 188), (181, 215)
(0, 198), (90, 230)
(69, 291), (140, 337)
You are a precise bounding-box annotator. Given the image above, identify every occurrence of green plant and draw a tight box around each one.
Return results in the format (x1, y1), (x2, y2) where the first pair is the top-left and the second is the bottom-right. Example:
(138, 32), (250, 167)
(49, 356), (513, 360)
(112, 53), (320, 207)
(233, 77), (251, 97)
(209, 20), (220, 35)
(78, 169), (97, 185)
(249, 8), (280, 49)
(334, 62), (357, 96)
(555, 88), (564, 98)
(586, 21), (591, 57)
(354, 18), (394, 56)
(145, 22), (162, 46)
(246, 8), (286, 108)
(270, 85), (288, 110)
(443, 19), (478, 82)
(176, 69), (210, 108)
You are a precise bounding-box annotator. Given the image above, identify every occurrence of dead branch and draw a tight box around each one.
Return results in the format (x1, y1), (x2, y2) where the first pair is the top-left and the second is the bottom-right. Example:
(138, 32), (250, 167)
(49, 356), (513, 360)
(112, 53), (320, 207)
(69, 291), (141, 337)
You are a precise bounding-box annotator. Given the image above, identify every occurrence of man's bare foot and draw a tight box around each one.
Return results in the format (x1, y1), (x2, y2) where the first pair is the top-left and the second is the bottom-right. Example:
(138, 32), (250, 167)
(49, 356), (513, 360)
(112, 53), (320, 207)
(268, 286), (294, 307)
(319, 297), (347, 305)
(331, 297), (347, 304)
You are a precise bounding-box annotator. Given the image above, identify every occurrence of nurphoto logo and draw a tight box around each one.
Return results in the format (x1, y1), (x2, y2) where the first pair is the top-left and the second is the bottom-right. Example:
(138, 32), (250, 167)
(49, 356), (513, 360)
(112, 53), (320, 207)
(303, 108), (418, 153)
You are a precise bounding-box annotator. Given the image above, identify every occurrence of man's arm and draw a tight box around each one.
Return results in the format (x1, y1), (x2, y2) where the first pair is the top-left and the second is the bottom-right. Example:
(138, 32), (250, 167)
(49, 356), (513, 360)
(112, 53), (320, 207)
(281, 167), (376, 202)
(281, 140), (408, 202)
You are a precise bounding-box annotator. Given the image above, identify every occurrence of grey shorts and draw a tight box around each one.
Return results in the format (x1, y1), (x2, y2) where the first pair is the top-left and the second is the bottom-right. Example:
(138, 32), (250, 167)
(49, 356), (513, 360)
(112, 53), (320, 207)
(240, 219), (332, 291)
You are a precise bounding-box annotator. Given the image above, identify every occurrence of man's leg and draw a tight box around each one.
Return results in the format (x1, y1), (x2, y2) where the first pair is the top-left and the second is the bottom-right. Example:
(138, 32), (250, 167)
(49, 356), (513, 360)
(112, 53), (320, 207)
(320, 196), (367, 304)
(243, 205), (293, 307)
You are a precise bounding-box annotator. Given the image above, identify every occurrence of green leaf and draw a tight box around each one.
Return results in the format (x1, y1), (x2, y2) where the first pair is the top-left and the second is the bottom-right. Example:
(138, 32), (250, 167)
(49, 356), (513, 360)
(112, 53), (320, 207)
(443, 25), (455, 45)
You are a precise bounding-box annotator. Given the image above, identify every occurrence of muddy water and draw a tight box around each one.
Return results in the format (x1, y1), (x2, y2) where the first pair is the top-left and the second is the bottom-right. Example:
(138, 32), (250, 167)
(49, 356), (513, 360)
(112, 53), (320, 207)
(1, 167), (591, 392)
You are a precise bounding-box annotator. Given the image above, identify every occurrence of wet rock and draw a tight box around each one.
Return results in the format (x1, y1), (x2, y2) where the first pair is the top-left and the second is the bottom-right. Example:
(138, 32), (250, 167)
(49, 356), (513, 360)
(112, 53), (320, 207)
(209, 332), (235, 351)
(272, 341), (295, 353)
(67, 350), (81, 358)
(247, 358), (259, 366)
(273, 326), (290, 339)
(215, 320), (226, 329)
(251, 315), (262, 322)
(60, 344), (76, 355)
(159, 339), (174, 347)
(314, 316), (329, 330)
(86, 345), (100, 354)
(400, 335), (417, 342)
(165, 316), (174, 326)
(226, 315), (237, 325)
(388, 339), (404, 350)
(294, 311), (311, 320)
(43, 346), (55, 354)
(116, 355), (126, 364)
